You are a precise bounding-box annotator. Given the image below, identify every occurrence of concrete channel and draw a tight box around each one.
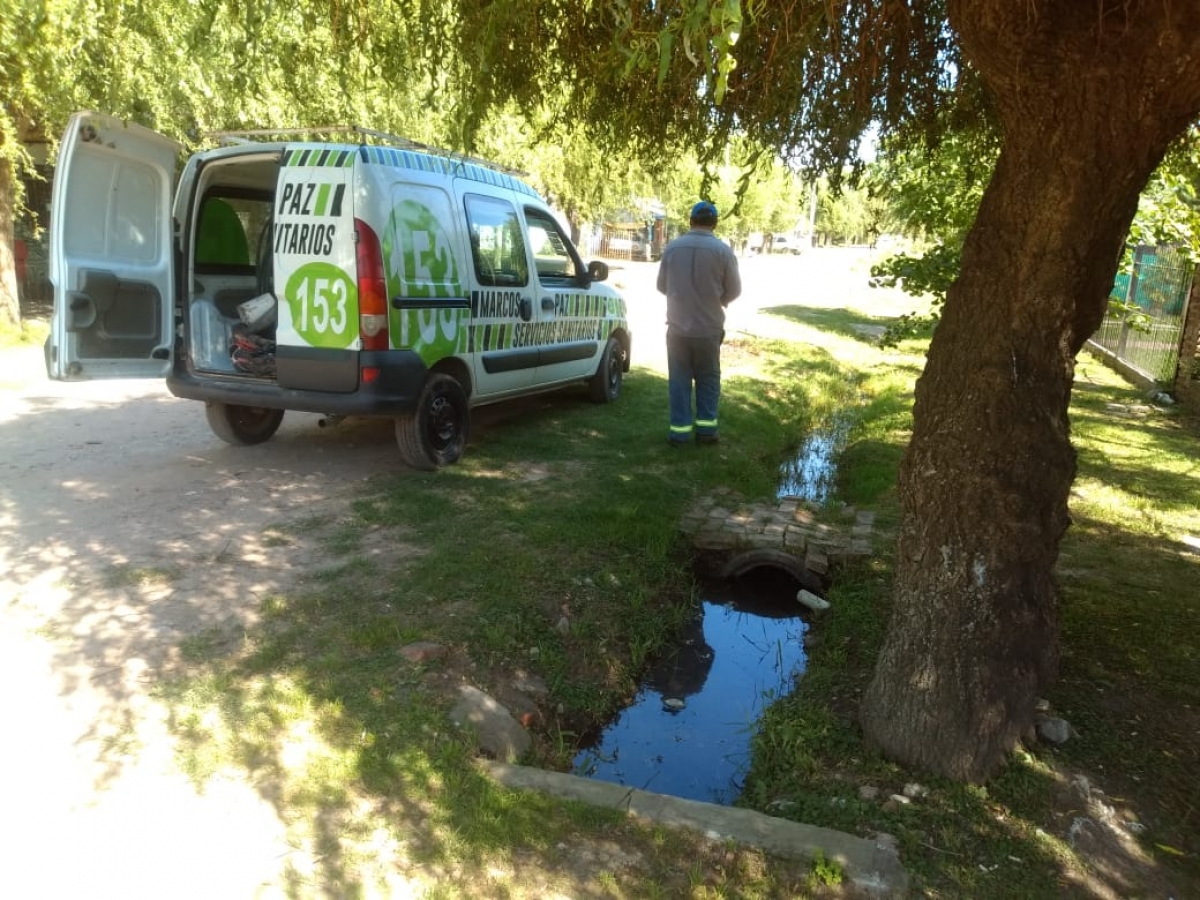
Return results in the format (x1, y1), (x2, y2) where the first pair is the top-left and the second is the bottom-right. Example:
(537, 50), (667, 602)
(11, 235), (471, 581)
(479, 760), (910, 897)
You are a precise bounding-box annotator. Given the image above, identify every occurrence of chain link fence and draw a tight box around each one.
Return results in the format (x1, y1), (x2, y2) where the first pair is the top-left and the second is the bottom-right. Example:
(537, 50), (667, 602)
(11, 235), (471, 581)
(1090, 244), (1194, 384)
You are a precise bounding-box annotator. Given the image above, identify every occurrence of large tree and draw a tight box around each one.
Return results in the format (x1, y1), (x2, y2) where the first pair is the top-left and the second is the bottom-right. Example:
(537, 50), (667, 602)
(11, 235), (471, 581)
(449, 0), (1200, 780)
(862, 2), (1200, 779)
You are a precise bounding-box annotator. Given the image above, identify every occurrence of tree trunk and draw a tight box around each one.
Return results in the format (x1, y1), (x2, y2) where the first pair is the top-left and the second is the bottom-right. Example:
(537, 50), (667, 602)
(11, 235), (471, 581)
(0, 155), (19, 331)
(861, 0), (1200, 782)
(1174, 276), (1200, 409)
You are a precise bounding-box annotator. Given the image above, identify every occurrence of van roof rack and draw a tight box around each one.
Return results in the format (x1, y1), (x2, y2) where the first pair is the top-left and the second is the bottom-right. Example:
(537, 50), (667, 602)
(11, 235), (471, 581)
(204, 125), (528, 177)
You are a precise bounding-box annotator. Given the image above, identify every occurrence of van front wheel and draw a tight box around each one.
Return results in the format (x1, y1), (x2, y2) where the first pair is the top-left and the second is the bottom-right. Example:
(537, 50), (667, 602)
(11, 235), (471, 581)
(205, 402), (284, 445)
(588, 336), (624, 403)
(395, 373), (469, 470)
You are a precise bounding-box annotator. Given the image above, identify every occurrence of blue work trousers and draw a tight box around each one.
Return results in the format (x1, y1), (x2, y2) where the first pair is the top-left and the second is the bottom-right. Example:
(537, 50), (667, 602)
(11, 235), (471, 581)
(667, 331), (722, 442)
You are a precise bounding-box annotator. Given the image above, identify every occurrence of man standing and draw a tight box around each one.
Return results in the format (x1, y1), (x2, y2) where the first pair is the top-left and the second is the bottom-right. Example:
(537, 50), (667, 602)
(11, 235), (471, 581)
(656, 201), (742, 445)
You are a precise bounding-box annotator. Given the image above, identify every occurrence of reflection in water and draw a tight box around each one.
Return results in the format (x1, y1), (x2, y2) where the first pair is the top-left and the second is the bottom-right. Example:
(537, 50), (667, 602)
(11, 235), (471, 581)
(777, 416), (852, 504)
(574, 572), (807, 804)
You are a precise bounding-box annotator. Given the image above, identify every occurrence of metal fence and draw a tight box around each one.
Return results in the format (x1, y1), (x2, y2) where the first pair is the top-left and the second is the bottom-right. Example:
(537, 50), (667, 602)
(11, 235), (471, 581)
(15, 166), (53, 319)
(1090, 244), (1194, 383)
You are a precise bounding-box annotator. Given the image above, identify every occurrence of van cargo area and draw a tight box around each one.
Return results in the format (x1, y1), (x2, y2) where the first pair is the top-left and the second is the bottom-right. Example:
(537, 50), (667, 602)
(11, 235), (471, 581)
(187, 153), (281, 381)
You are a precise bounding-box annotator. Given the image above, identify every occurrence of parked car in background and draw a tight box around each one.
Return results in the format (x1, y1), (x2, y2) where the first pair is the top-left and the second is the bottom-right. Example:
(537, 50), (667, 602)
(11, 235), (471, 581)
(770, 234), (803, 255)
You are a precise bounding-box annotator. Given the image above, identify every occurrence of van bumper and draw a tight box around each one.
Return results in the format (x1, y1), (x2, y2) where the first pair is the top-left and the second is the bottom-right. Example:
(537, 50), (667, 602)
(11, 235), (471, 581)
(166, 349), (429, 416)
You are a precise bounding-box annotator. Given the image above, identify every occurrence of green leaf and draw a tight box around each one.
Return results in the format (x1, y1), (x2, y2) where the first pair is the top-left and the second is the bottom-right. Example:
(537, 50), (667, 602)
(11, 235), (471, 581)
(657, 31), (675, 88)
(714, 53), (737, 105)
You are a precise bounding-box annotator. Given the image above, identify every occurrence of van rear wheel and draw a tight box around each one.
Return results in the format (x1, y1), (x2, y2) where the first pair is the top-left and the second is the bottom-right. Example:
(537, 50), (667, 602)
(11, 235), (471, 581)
(395, 373), (469, 470)
(588, 335), (624, 403)
(205, 402), (284, 445)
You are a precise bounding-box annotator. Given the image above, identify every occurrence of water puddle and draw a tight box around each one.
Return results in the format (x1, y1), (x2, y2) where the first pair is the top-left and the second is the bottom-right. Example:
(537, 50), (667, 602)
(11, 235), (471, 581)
(573, 569), (808, 804)
(777, 415), (853, 503)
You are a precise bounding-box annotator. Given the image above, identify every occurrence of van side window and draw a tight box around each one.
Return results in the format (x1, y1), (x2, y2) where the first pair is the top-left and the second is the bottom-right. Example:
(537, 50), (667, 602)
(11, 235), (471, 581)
(464, 194), (528, 287)
(524, 208), (580, 282)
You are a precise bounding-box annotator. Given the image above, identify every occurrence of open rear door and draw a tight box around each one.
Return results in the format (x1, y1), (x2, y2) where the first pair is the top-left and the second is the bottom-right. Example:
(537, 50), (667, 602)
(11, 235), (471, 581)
(47, 112), (180, 379)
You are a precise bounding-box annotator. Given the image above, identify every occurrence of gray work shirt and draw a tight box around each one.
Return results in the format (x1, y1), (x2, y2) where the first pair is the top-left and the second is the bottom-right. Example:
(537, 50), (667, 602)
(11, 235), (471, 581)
(656, 228), (742, 338)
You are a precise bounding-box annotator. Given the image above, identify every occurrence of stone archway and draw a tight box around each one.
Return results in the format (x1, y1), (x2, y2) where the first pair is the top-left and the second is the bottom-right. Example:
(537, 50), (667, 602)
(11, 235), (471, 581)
(679, 487), (875, 587)
(719, 548), (825, 594)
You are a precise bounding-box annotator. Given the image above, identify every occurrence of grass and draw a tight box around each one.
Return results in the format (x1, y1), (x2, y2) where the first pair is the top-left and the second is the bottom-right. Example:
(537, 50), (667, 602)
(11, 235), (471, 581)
(102, 563), (180, 588)
(155, 329), (846, 896)
(737, 347), (1200, 898)
(0, 315), (47, 348)
(151, 259), (1200, 897)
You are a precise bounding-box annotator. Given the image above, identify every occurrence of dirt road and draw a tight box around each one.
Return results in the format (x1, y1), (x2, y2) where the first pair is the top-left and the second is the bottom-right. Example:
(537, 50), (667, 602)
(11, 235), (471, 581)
(0, 341), (425, 896)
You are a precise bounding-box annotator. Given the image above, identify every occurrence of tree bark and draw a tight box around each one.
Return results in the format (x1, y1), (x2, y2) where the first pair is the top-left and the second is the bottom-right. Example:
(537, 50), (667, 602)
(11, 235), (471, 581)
(1174, 276), (1200, 408)
(0, 155), (19, 331)
(861, 0), (1200, 781)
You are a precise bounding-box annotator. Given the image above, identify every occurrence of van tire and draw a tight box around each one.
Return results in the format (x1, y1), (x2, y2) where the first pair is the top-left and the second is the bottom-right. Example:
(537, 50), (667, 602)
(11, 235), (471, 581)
(205, 402), (284, 445)
(396, 373), (469, 470)
(588, 336), (624, 403)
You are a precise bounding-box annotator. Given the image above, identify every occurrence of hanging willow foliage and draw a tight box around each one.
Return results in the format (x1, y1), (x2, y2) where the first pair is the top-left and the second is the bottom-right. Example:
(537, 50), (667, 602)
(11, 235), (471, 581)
(2, 0), (960, 180)
(443, 0), (956, 175)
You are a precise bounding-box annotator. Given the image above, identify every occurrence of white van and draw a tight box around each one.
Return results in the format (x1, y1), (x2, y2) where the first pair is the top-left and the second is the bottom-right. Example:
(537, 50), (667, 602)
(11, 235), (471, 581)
(45, 112), (631, 469)
(770, 234), (800, 255)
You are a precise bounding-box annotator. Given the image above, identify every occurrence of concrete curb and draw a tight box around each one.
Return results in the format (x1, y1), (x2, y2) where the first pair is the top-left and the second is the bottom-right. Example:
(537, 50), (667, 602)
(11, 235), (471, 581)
(479, 761), (909, 897)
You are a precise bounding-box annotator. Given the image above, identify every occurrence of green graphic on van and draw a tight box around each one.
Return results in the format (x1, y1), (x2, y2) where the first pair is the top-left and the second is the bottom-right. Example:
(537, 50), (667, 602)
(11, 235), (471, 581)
(284, 262), (357, 348)
(395, 306), (470, 363)
(383, 201), (463, 299)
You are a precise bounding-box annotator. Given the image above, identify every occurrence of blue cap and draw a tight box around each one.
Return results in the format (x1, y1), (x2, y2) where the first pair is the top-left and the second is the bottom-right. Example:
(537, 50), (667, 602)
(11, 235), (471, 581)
(690, 201), (718, 221)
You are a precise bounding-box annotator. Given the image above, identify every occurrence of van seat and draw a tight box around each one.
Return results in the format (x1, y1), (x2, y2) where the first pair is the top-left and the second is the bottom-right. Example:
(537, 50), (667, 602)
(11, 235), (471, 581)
(196, 198), (251, 267)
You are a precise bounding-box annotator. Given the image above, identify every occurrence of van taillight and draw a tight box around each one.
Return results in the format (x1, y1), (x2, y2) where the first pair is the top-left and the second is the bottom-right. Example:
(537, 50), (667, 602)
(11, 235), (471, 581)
(355, 218), (389, 352)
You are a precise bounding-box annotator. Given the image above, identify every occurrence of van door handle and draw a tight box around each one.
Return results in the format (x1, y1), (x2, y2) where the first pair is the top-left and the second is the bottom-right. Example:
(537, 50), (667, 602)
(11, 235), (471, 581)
(541, 297), (555, 311)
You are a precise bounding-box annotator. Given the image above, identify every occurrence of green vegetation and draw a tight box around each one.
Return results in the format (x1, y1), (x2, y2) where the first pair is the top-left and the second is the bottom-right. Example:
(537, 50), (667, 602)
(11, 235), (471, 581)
(157, 318), (849, 895)
(0, 315), (46, 348)
(101, 564), (180, 589)
(867, 118), (1200, 344)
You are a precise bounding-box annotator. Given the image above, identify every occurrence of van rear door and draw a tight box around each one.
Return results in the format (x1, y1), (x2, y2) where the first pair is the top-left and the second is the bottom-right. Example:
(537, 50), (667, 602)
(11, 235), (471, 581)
(272, 144), (360, 392)
(46, 112), (180, 380)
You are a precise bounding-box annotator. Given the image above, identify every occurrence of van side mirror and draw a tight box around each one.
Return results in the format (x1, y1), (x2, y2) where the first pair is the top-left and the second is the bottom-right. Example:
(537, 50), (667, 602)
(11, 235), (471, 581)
(587, 260), (609, 283)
